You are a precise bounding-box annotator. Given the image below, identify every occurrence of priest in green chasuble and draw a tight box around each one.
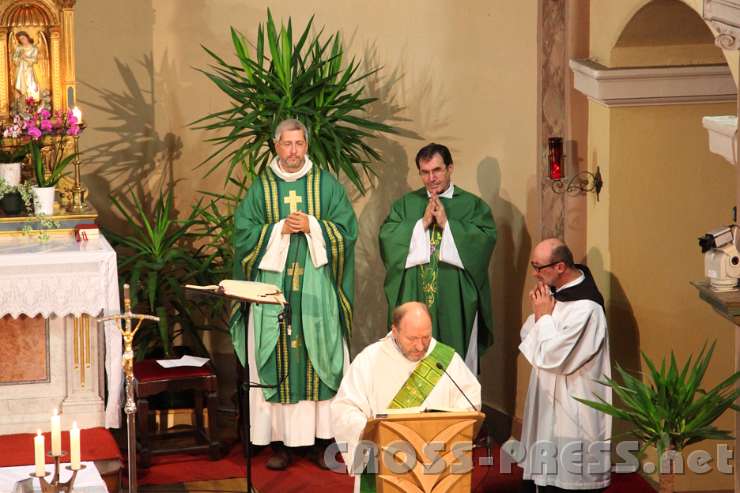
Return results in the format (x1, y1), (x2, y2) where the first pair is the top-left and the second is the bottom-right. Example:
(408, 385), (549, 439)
(231, 118), (357, 470)
(379, 143), (496, 373)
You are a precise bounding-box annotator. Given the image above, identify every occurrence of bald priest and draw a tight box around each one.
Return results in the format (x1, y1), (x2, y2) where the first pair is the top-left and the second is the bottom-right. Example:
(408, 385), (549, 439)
(331, 302), (481, 493)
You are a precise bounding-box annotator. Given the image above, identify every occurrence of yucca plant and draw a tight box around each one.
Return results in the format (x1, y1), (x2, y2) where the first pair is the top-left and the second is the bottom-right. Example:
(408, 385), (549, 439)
(576, 342), (739, 493)
(194, 9), (396, 193)
(189, 175), (252, 325)
(104, 188), (220, 359)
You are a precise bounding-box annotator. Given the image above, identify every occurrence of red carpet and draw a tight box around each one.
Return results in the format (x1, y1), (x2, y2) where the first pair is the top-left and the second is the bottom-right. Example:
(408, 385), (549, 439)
(137, 443), (656, 493)
(0, 428), (121, 466)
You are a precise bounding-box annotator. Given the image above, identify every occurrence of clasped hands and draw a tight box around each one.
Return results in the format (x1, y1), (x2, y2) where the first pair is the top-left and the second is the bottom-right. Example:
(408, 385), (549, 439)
(422, 194), (447, 229)
(281, 211), (311, 234)
(529, 281), (555, 321)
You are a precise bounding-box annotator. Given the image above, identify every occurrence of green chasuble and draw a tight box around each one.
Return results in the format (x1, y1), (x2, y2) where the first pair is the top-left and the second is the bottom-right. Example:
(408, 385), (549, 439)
(231, 164), (356, 404)
(379, 186), (496, 360)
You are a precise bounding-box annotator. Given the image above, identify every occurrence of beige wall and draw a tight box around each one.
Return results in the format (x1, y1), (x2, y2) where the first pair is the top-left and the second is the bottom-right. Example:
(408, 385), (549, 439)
(75, 0), (540, 414)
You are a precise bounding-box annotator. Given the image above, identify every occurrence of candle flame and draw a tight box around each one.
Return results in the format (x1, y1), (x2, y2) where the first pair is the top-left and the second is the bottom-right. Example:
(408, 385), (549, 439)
(72, 106), (82, 122)
(52, 408), (58, 415)
(72, 421), (78, 429)
(37, 429), (42, 436)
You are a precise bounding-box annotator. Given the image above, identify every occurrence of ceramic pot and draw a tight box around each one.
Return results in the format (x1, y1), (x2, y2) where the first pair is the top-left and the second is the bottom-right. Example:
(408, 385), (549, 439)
(32, 186), (55, 216)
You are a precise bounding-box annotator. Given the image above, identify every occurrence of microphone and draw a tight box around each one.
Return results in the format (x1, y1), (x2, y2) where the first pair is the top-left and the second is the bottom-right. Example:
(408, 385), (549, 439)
(435, 362), (477, 411)
(435, 362), (493, 467)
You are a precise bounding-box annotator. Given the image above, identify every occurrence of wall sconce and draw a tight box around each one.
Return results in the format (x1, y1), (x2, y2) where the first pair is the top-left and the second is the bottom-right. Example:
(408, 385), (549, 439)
(547, 137), (603, 201)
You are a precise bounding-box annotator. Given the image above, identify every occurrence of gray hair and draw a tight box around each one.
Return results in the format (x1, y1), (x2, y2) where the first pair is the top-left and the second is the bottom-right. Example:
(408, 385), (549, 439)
(273, 118), (308, 143)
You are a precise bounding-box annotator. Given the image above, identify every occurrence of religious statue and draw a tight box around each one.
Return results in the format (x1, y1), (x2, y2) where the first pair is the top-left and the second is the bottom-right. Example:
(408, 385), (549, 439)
(0, 0), (80, 120)
(12, 31), (39, 102)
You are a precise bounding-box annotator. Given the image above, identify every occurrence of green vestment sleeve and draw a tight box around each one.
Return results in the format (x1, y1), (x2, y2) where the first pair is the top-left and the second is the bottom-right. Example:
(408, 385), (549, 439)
(229, 177), (277, 365)
(315, 172), (357, 344)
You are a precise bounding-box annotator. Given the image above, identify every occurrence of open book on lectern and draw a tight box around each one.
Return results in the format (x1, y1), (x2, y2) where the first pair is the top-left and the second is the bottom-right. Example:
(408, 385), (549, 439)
(375, 406), (473, 418)
(185, 279), (286, 305)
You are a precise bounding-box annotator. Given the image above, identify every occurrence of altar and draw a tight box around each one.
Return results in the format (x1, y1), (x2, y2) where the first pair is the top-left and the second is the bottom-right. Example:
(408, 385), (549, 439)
(0, 234), (121, 434)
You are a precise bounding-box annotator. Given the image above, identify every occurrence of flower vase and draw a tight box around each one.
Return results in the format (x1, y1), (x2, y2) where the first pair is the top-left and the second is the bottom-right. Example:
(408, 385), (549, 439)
(0, 162), (21, 186)
(32, 186), (55, 216)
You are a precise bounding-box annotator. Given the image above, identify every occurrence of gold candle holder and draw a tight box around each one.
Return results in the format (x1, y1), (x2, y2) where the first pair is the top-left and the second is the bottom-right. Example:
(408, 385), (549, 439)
(29, 452), (86, 493)
(67, 129), (86, 213)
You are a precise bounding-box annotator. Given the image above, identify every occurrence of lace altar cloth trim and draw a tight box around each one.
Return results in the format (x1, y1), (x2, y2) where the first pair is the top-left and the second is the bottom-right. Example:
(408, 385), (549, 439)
(0, 236), (122, 428)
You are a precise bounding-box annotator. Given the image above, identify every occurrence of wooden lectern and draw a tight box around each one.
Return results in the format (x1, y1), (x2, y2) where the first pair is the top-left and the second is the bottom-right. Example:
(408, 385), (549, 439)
(361, 411), (485, 493)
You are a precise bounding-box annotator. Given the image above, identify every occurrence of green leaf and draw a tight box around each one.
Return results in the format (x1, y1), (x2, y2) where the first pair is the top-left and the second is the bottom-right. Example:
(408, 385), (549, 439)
(194, 9), (398, 192)
(575, 340), (737, 456)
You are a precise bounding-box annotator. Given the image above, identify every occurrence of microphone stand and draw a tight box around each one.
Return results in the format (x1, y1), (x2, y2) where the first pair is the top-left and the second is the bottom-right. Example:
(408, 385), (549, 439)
(239, 301), (291, 493)
(185, 284), (286, 493)
(435, 362), (493, 467)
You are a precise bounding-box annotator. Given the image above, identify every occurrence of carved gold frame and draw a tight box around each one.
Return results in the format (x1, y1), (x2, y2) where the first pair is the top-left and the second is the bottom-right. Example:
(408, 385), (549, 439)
(0, 0), (76, 121)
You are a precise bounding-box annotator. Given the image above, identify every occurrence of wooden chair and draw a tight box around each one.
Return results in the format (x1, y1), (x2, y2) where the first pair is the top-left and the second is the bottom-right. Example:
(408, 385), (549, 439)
(133, 359), (221, 467)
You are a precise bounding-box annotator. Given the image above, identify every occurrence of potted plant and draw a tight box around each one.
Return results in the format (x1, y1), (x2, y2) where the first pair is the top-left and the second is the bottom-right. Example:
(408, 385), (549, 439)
(575, 342), (739, 493)
(0, 145), (28, 188)
(3, 99), (81, 216)
(195, 10), (396, 193)
(104, 187), (219, 360)
(0, 177), (32, 215)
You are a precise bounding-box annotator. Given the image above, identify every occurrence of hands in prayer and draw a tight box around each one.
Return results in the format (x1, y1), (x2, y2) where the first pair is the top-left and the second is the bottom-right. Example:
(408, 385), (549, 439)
(422, 194), (447, 229)
(282, 211), (311, 234)
(529, 281), (555, 321)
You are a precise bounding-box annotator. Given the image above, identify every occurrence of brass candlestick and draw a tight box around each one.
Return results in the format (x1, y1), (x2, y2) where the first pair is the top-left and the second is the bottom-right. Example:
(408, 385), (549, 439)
(68, 128), (86, 213)
(30, 452), (86, 493)
(98, 284), (159, 493)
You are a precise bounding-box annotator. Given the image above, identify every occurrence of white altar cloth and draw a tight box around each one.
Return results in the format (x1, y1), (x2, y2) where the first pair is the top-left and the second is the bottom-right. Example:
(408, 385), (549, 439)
(0, 461), (106, 493)
(0, 235), (122, 428)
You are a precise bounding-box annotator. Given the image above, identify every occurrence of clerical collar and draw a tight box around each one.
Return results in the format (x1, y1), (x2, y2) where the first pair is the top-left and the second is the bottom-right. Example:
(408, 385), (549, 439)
(554, 270), (584, 293)
(426, 183), (454, 199)
(269, 155), (313, 182)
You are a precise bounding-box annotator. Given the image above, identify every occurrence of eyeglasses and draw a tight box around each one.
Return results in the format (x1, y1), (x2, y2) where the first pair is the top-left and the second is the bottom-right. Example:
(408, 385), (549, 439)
(530, 260), (562, 272)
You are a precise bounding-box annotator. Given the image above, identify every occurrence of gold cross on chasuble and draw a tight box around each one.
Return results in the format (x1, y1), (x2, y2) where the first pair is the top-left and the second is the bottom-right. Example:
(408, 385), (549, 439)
(283, 190), (303, 213)
(287, 262), (304, 291)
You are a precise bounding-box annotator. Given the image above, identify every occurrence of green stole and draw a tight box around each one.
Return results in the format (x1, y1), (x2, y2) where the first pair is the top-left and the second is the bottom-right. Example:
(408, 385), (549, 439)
(359, 341), (455, 493)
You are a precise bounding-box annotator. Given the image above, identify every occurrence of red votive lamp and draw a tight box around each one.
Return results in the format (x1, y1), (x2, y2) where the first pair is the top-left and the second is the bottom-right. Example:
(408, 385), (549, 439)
(548, 137), (563, 180)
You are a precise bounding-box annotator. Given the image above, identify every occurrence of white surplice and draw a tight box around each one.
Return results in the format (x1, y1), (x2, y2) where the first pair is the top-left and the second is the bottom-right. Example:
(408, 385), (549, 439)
(518, 272), (612, 490)
(331, 333), (481, 492)
(247, 155), (348, 447)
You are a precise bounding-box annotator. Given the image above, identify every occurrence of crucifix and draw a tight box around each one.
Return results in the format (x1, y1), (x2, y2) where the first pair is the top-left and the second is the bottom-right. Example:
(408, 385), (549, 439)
(287, 262), (304, 291)
(97, 284), (159, 493)
(283, 190), (303, 213)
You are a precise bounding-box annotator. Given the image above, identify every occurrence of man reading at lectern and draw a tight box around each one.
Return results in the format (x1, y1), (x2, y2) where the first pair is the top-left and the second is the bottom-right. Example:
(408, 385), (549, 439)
(231, 118), (357, 470)
(331, 302), (481, 492)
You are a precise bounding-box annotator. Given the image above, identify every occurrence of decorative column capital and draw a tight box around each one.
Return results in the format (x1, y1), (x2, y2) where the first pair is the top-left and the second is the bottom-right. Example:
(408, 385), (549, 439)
(704, 0), (740, 50)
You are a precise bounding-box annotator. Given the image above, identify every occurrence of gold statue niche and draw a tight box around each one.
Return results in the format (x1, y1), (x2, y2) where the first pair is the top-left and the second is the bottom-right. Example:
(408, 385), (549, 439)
(0, 0), (77, 120)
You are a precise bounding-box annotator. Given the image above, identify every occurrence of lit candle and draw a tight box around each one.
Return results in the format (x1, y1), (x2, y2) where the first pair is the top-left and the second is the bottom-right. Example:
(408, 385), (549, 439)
(72, 106), (82, 124)
(50, 409), (61, 456)
(34, 430), (45, 477)
(70, 421), (80, 470)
